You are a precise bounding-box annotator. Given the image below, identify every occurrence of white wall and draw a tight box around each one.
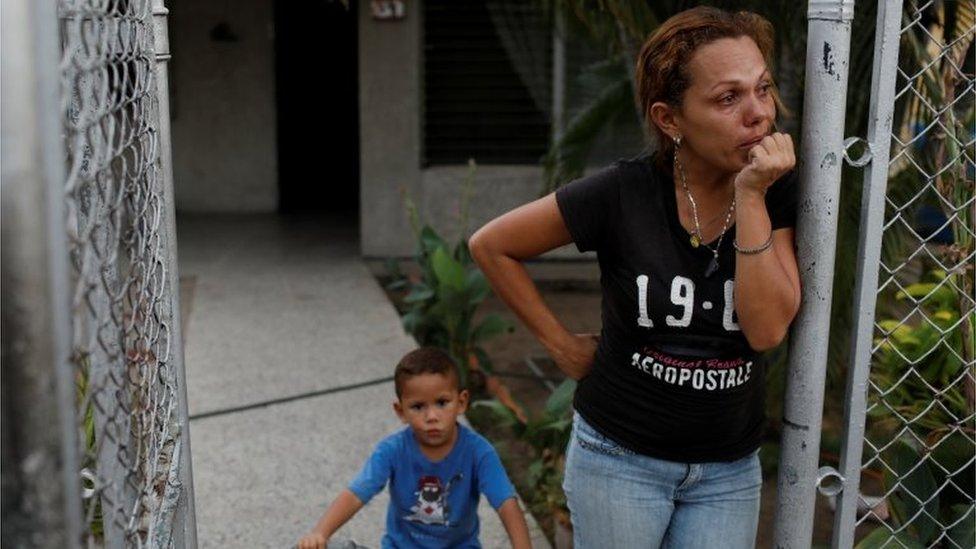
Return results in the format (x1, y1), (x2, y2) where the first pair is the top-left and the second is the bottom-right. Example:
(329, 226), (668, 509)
(169, 0), (277, 212)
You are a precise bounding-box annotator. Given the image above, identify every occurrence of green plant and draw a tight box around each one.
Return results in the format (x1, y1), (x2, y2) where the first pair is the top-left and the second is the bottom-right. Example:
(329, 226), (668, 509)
(868, 269), (973, 434)
(541, 54), (636, 195)
(75, 357), (104, 540)
(473, 379), (577, 524)
(388, 231), (509, 381)
(855, 267), (975, 547)
(855, 436), (974, 549)
(386, 161), (514, 391)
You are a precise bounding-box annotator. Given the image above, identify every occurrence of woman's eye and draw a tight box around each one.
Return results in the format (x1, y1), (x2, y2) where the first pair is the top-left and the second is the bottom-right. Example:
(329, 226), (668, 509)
(758, 83), (772, 95)
(720, 93), (736, 105)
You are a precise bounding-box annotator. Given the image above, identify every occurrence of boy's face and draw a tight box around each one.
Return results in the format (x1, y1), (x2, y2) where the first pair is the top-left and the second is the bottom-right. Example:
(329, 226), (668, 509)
(393, 373), (468, 449)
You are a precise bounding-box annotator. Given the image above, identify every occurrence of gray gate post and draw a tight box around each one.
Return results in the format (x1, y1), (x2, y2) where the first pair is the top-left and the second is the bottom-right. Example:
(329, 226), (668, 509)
(773, 1), (856, 546)
(831, 1), (904, 546)
(152, 1), (199, 547)
(1, 0), (81, 546)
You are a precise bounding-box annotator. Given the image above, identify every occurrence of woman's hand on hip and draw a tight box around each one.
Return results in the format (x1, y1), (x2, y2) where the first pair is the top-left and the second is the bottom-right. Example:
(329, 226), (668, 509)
(734, 132), (796, 195)
(548, 332), (599, 380)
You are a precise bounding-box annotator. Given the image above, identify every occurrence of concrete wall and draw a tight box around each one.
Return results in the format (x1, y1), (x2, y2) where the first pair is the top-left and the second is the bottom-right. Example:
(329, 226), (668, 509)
(169, 0), (277, 212)
(358, 0), (422, 256)
(418, 165), (584, 259)
(358, 0), (582, 259)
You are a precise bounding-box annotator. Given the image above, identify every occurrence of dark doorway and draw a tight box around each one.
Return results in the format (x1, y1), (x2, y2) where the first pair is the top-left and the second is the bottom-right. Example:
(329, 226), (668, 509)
(274, 0), (359, 214)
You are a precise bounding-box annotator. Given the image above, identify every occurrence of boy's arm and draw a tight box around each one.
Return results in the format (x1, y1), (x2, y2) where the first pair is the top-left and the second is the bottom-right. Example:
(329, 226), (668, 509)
(496, 497), (532, 549)
(298, 489), (364, 549)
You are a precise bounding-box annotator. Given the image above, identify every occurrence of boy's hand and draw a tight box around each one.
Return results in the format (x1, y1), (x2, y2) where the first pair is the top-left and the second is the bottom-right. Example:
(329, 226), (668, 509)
(300, 490), (364, 549)
(297, 531), (328, 549)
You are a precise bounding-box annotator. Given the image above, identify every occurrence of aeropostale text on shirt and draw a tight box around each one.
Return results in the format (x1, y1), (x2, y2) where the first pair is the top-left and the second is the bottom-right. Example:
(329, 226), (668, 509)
(630, 349), (753, 391)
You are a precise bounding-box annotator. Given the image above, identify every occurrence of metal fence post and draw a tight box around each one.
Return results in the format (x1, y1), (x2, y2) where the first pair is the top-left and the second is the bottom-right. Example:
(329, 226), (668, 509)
(151, 1), (199, 546)
(773, 1), (856, 546)
(1, 0), (81, 546)
(830, 1), (904, 546)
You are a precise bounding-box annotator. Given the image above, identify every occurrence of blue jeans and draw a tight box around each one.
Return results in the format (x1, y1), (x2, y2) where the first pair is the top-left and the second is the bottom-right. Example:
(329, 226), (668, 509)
(563, 413), (762, 548)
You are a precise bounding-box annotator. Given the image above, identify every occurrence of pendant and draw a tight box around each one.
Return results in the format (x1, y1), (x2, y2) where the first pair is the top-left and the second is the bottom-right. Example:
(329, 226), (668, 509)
(704, 255), (720, 278)
(690, 234), (701, 248)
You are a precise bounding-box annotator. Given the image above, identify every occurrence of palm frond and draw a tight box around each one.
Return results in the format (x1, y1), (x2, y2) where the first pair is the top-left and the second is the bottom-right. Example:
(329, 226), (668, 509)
(541, 59), (633, 194)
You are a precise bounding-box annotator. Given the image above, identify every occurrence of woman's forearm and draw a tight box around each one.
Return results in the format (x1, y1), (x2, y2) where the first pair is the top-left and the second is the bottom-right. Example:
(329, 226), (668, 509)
(469, 195), (596, 379)
(733, 190), (800, 350)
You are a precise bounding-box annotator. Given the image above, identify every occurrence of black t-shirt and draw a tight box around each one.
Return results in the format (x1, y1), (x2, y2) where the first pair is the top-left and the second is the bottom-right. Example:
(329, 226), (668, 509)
(555, 154), (798, 463)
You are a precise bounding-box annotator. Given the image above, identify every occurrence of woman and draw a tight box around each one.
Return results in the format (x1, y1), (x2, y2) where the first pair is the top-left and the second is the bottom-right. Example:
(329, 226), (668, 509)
(469, 6), (801, 548)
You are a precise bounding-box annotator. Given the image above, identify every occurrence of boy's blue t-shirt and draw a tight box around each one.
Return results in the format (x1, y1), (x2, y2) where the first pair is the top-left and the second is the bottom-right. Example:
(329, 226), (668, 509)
(348, 423), (515, 549)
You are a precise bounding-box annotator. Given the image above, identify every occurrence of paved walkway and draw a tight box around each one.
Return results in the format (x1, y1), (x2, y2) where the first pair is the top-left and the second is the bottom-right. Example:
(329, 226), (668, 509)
(178, 214), (548, 548)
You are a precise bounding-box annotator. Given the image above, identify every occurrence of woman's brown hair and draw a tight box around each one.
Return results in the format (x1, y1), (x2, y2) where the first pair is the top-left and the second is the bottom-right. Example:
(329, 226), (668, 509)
(635, 6), (784, 168)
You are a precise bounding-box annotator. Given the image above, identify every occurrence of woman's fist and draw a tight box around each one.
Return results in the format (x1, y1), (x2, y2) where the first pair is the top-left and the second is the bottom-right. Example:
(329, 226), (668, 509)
(734, 132), (795, 194)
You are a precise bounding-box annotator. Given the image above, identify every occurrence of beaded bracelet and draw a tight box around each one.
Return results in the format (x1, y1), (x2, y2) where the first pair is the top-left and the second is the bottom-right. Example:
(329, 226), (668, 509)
(733, 233), (774, 254)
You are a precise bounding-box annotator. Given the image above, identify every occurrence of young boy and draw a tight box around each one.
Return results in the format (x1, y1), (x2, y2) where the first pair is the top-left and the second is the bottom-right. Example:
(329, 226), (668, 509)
(298, 347), (532, 549)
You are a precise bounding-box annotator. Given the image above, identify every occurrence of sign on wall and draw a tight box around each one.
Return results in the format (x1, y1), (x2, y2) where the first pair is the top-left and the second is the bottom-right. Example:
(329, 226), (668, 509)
(371, 1), (406, 20)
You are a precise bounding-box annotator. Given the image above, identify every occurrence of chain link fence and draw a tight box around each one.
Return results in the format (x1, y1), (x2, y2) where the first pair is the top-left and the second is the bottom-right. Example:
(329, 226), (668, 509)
(833, 1), (975, 547)
(60, 0), (192, 546)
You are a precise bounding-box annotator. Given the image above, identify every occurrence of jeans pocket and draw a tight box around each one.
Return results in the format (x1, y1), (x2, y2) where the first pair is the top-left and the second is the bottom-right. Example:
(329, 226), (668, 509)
(574, 415), (631, 457)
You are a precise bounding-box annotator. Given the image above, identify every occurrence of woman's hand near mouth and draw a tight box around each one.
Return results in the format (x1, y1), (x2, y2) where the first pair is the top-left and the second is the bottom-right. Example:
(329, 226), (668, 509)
(734, 132), (796, 195)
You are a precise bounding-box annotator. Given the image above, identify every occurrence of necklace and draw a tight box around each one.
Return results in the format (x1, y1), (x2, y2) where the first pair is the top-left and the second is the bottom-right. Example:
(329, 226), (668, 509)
(673, 150), (735, 278)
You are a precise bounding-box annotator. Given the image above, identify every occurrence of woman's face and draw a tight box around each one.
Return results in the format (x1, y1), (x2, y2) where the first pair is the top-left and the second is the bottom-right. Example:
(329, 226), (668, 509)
(672, 36), (776, 173)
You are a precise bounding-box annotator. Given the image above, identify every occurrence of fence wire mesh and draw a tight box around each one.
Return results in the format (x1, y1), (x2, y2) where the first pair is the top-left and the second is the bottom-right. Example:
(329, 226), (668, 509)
(59, 0), (186, 545)
(858, 0), (975, 546)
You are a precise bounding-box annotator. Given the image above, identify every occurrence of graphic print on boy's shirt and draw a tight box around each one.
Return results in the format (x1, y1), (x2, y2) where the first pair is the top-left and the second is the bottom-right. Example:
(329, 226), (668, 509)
(405, 474), (462, 526)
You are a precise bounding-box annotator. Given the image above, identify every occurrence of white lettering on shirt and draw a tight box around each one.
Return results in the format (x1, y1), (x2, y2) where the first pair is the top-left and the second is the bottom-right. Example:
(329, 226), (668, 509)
(723, 279), (741, 331)
(634, 275), (739, 332)
(666, 276), (695, 327)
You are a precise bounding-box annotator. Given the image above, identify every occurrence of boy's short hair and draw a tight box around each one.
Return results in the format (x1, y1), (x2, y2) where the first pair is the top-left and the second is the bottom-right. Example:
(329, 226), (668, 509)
(394, 347), (461, 398)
